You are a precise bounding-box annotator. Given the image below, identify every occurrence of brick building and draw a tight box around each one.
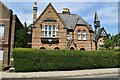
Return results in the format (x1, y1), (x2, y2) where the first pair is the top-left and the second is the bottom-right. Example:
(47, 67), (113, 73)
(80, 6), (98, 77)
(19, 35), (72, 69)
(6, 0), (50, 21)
(31, 2), (108, 50)
(0, 1), (23, 70)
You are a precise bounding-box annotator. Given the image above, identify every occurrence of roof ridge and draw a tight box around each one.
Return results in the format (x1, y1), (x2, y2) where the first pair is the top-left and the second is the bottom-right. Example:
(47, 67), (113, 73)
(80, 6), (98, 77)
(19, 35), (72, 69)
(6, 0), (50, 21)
(58, 13), (77, 15)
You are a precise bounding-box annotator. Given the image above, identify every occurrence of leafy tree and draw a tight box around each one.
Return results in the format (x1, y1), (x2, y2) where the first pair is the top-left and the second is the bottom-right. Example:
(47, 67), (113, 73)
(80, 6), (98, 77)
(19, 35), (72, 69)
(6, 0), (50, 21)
(102, 34), (120, 50)
(14, 22), (31, 48)
(114, 34), (120, 47)
(103, 37), (115, 50)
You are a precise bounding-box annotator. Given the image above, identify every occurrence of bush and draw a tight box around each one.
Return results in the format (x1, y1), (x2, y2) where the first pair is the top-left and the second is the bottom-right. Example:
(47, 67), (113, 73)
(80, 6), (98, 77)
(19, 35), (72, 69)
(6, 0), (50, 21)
(13, 48), (120, 72)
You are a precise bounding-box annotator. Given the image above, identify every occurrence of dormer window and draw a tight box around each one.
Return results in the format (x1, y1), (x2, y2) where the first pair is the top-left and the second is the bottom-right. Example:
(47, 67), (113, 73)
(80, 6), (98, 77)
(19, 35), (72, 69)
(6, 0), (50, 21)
(101, 30), (106, 36)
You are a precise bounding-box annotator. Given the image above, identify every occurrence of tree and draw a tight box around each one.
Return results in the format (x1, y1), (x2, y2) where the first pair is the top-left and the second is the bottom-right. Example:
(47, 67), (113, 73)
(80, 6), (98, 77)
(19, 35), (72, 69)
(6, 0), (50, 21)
(102, 34), (120, 50)
(114, 34), (120, 47)
(103, 37), (115, 50)
(14, 22), (31, 48)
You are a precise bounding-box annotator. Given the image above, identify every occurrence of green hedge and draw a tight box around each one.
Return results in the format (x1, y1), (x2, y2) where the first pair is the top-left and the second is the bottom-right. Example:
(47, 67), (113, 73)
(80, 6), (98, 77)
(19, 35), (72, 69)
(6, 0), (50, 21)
(13, 48), (120, 72)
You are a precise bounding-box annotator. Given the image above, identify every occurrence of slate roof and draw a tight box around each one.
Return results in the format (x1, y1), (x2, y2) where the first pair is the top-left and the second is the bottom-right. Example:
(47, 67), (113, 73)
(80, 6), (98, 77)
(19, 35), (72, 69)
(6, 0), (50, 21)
(95, 27), (108, 42)
(58, 13), (93, 31)
(33, 3), (93, 32)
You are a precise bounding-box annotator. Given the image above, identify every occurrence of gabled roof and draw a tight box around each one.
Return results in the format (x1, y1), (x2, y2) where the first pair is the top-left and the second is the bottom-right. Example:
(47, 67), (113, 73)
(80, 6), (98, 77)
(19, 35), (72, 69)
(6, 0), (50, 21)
(95, 27), (108, 42)
(1, 1), (9, 10)
(33, 3), (93, 32)
(58, 13), (77, 30)
(58, 13), (93, 31)
(33, 3), (66, 27)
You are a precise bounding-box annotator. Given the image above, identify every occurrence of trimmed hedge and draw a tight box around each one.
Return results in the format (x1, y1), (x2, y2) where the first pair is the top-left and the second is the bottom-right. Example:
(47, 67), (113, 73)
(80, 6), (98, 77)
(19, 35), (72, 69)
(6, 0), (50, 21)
(13, 48), (120, 72)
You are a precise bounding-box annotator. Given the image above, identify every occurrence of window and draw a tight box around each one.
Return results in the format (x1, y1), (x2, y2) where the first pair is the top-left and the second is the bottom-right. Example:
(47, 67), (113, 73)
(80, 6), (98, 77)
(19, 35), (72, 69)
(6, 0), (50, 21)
(82, 30), (86, 40)
(49, 25), (52, 36)
(99, 40), (104, 45)
(44, 25), (48, 37)
(67, 33), (70, 41)
(78, 30), (81, 40)
(70, 47), (75, 50)
(44, 25), (56, 37)
(54, 47), (60, 50)
(101, 30), (106, 36)
(80, 48), (85, 51)
(40, 47), (46, 49)
(52, 25), (56, 37)
(0, 25), (5, 37)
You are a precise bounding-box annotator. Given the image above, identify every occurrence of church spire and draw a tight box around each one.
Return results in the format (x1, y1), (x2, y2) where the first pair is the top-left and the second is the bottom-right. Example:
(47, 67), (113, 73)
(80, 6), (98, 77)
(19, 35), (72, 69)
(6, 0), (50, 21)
(94, 11), (100, 35)
(94, 11), (99, 22)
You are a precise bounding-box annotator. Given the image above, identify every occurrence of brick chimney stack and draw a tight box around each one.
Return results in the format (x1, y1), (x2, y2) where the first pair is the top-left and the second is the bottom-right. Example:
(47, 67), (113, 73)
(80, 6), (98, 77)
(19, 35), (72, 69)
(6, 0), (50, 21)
(33, 2), (37, 23)
(62, 8), (70, 14)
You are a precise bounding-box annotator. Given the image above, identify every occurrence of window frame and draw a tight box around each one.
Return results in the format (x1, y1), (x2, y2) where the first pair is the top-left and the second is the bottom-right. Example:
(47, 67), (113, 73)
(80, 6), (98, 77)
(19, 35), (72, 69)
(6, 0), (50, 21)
(82, 30), (87, 40)
(0, 25), (5, 37)
(78, 30), (81, 40)
(43, 25), (57, 37)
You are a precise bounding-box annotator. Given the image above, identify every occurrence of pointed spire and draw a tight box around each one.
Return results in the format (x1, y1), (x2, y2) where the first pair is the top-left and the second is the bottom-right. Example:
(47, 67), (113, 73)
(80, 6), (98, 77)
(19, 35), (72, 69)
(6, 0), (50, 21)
(94, 11), (99, 22)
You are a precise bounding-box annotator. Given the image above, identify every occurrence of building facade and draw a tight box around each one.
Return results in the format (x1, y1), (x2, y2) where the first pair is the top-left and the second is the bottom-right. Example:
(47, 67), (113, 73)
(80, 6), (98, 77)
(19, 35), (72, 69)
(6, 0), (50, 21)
(31, 2), (108, 51)
(0, 1), (23, 70)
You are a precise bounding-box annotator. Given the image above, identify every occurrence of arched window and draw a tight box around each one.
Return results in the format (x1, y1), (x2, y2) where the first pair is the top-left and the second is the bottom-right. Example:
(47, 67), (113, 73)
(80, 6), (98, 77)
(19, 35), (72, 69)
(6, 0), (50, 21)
(54, 47), (60, 50)
(80, 48), (85, 51)
(44, 25), (56, 37)
(40, 47), (46, 49)
(99, 40), (104, 45)
(82, 30), (86, 40)
(78, 30), (81, 40)
(70, 47), (75, 50)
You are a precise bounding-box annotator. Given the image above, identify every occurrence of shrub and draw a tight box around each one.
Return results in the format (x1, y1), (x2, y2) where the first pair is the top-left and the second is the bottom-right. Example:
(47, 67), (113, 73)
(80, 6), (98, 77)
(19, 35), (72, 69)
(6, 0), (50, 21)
(13, 48), (120, 72)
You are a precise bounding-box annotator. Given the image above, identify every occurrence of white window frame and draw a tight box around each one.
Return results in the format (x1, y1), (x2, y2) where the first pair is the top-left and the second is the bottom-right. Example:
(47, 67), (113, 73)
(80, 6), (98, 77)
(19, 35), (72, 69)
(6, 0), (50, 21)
(100, 40), (104, 45)
(52, 25), (56, 37)
(82, 30), (86, 40)
(0, 25), (5, 37)
(67, 33), (70, 41)
(78, 30), (81, 40)
(44, 25), (48, 37)
(44, 25), (57, 37)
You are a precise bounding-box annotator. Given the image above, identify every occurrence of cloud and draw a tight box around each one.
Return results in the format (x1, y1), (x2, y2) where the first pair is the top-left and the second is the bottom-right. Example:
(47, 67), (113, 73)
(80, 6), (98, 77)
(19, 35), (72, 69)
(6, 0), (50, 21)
(2, 1), (118, 34)
(81, 2), (118, 24)
(2, 0), (120, 2)
(98, 3), (118, 24)
(79, 2), (118, 34)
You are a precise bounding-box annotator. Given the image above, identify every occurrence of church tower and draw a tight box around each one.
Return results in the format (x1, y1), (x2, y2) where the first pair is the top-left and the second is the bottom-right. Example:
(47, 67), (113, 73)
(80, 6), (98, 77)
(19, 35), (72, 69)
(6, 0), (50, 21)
(94, 12), (100, 34)
(33, 2), (37, 22)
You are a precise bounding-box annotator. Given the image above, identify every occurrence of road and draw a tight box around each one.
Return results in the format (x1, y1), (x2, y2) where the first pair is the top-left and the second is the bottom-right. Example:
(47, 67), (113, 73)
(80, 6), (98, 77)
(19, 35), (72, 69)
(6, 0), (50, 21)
(1, 74), (119, 80)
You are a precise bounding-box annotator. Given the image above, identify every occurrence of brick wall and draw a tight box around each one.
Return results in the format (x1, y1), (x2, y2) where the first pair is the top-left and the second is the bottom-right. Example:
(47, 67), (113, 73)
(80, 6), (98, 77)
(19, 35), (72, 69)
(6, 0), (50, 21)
(32, 4), (67, 50)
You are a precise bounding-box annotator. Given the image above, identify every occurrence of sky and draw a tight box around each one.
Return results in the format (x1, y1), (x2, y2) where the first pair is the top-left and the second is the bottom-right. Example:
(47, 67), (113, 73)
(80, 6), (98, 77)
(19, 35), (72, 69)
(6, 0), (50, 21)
(2, 1), (119, 35)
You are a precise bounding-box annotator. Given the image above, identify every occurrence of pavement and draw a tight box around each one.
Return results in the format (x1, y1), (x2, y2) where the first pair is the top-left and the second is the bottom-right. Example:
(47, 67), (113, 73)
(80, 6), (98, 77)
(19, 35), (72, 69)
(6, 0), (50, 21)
(1, 68), (119, 79)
